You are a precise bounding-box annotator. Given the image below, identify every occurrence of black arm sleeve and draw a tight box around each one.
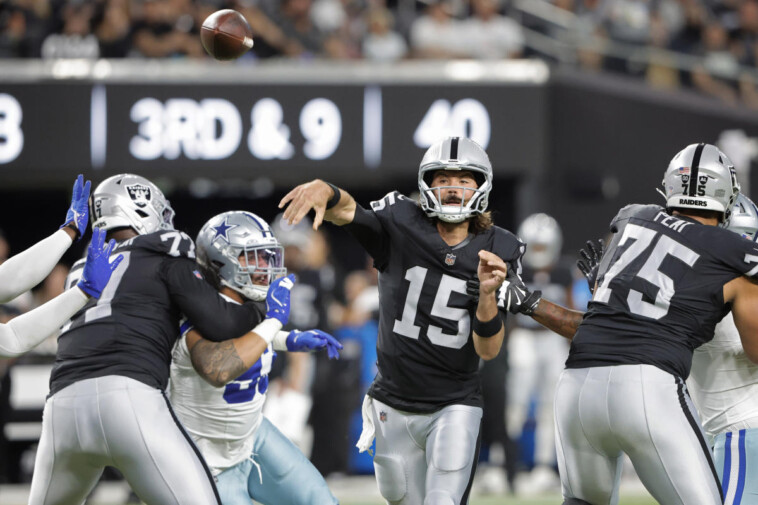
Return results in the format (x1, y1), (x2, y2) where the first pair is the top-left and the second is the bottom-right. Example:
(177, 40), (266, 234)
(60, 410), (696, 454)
(162, 258), (264, 342)
(344, 204), (391, 270)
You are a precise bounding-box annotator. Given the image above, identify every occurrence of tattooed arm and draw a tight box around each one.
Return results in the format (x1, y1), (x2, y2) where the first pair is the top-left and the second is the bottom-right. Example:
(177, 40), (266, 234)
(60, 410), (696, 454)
(185, 329), (268, 387)
(530, 299), (585, 340)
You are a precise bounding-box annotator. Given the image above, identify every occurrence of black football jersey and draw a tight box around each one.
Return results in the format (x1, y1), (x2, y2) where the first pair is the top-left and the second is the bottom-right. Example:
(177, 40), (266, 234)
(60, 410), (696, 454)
(344, 191), (524, 413)
(516, 264), (573, 329)
(567, 204), (758, 379)
(50, 230), (263, 397)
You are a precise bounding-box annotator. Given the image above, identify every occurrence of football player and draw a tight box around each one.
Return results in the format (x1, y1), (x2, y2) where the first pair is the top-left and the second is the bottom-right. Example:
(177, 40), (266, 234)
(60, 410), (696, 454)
(279, 137), (523, 505)
(168, 210), (341, 505)
(508, 213), (572, 492)
(28, 175), (269, 505)
(0, 174), (113, 357)
(683, 193), (758, 505)
(578, 193), (758, 505)
(501, 143), (758, 504)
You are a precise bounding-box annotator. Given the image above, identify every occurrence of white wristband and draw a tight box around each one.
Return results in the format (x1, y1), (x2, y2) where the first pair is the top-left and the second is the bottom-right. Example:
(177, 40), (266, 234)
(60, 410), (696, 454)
(253, 318), (283, 345)
(272, 331), (291, 351)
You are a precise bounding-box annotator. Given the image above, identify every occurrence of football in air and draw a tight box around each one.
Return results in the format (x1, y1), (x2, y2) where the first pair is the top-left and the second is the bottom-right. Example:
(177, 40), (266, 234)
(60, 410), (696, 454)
(200, 9), (254, 61)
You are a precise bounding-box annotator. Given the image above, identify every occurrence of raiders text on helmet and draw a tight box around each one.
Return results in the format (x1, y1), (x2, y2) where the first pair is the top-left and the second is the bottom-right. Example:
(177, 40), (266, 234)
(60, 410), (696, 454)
(418, 137), (493, 223)
(727, 193), (758, 241)
(90, 174), (175, 235)
(196, 211), (286, 301)
(661, 143), (740, 225)
(518, 213), (563, 270)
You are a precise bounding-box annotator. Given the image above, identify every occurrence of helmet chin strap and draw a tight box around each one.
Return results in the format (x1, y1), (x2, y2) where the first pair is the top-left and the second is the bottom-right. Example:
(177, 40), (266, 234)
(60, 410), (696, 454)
(437, 212), (469, 223)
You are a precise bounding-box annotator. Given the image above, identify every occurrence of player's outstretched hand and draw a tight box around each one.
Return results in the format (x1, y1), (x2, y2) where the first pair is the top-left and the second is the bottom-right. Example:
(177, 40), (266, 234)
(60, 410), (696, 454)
(476, 250), (508, 296)
(266, 274), (296, 325)
(286, 329), (343, 359)
(278, 180), (333, 230)
(577, 239), (605, 294)
(501, 268), (542, 315)
(61, 174), (91, 241)
(77, 228), (123, 298)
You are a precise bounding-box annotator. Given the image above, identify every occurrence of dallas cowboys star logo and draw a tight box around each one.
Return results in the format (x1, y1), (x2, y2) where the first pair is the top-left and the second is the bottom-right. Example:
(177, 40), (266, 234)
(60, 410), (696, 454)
(212, 218), (238, 244)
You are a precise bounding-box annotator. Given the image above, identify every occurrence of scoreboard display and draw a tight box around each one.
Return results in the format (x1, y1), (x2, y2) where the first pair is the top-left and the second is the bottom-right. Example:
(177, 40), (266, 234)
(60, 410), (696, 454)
(0, 78), (547, 187)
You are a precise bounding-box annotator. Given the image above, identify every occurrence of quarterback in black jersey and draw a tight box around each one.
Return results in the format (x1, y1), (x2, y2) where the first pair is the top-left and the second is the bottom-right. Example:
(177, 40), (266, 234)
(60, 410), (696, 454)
(280, 137), (524, 505)
(29, 175), (261, 505)
(504, 144), (758, 505)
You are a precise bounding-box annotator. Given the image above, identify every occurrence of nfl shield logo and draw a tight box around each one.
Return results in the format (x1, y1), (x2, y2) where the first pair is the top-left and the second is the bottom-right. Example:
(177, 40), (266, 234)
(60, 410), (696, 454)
(126, 184), (152, 208)
(379, 411), (387, 422)
(445, 253), (456, 266)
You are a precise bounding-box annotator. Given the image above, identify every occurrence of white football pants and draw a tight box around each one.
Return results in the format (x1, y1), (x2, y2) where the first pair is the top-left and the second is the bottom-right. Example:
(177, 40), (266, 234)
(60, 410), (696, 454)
(555, 365), (722, 505)
(29, 375), (220, 505)
(370, 398), (482, 505)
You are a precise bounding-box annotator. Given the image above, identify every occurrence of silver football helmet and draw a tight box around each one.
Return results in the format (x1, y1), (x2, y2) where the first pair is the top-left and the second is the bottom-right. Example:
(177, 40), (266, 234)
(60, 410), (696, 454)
(418, 137), (493, 223)
(660, 143), (740, 225)
(518, 213), (563, 270)
(727, 193), (758, 241)
(196, 211), (286, 301)
(90, 174), (175, 235)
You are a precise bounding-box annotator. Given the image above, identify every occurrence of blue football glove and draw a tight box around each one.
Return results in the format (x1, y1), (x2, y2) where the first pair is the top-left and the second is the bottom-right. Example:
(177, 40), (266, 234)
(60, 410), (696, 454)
(266, 274), (296, 325)
(286, 329), (343, 359)
(61, 174), (91, 241)
(77, 228), (124, 298)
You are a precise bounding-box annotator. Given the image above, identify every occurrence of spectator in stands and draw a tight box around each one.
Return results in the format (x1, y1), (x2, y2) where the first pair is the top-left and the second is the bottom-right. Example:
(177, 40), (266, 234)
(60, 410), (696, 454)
(600, 0), (652, 46)
(409, 0), (469, 58)
(268, 0), (349, 58)
(131, 0), (203, 58)
(0, 0), (50, 58)
(646, 11), (680, 88)
(692, 21), (740, 104)
(41, 2), (99, 59)
(362, 7), (407, 62)
(731, 0), (758, 65)
(95, 0), (133, 58)
(461, 0), (523, 59)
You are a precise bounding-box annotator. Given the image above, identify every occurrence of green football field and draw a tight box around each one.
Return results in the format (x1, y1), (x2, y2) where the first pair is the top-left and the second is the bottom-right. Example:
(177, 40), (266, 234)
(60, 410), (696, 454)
(340, 496), (658, 505)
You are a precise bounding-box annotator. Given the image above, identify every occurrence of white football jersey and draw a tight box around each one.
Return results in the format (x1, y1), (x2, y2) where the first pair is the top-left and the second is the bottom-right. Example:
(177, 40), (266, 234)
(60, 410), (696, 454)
(688, 313), (758, 440)
(168, 296), (274, 475)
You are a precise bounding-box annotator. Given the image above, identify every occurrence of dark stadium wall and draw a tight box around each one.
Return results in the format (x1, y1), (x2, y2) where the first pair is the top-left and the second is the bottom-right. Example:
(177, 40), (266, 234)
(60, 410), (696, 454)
(546, 69), (758, 254)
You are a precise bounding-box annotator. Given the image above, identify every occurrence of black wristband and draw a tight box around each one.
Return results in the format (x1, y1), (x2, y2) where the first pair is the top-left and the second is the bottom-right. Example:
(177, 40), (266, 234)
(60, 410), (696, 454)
(473, 313), (503, 338)
(325, 182), (341, 210)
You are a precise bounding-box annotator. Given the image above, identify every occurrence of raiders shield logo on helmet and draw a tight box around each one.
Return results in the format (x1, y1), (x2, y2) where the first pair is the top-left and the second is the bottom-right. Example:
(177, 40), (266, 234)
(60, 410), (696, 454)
(126, 184), (152, 208)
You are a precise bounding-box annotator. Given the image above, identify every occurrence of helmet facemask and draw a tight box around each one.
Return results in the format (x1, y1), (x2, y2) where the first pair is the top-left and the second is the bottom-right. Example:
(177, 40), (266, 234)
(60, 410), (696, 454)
(196, 211), (287, 302)
(419, 167), (491, 223)
(418, 137), (493, 223)
(226, 244), (286, 301)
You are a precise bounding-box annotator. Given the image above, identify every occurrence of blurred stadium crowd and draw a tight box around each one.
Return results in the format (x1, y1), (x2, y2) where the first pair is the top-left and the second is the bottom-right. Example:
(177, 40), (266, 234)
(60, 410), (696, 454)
(3, 0), (758, 106)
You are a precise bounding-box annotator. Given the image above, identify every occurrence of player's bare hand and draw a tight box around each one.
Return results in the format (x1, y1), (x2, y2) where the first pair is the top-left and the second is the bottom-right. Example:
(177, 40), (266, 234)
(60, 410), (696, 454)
(278, 180), (332, 230)
(477, 250), (507, 296)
